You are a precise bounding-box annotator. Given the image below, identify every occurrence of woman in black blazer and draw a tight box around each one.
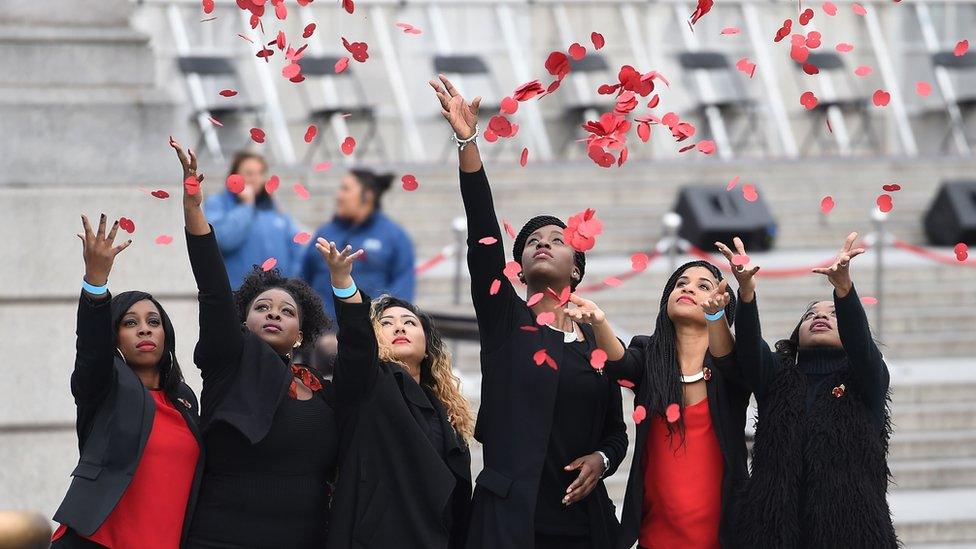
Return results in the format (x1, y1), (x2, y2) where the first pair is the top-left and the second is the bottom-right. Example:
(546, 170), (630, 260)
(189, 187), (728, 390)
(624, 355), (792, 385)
(318, 241), (473, 548)
(170, 138), (340, 548)
(429, 76), (627, 549)
(52, 214), (203, 548)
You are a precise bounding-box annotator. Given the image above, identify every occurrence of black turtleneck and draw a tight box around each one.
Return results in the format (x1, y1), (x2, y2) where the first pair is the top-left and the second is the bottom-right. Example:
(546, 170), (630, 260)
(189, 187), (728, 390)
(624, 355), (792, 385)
(796, 346), (848, 411)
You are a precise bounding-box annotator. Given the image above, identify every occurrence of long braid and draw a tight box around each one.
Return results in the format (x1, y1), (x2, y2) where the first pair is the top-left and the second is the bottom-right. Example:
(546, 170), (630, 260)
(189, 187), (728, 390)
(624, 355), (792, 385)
(642, 261), (735, 443)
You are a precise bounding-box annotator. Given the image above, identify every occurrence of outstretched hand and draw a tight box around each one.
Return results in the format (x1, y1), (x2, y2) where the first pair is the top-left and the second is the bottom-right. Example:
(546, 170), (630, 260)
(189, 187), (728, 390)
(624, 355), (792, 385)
(564, 294), (607, 326)
(700, 279), (730, 315)
(315, 239), (364, 290)
(812, 231), (865, 297)
(78, 213), (132, 287)
(429, 74), (481, 140)
(716, 237), (760, 302)
(169, 136), (205, 208)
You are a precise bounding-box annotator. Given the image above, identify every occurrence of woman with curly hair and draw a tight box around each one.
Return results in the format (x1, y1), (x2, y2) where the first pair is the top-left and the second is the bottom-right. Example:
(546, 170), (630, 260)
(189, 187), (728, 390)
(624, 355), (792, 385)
(169, 138), (339, 548)
(718, 234), (897, 548)
(318, 239), (473, 548)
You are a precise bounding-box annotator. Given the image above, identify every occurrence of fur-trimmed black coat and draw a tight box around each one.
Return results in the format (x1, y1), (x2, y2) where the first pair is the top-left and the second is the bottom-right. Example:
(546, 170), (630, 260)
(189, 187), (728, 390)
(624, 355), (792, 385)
(727, 286), (898, 548)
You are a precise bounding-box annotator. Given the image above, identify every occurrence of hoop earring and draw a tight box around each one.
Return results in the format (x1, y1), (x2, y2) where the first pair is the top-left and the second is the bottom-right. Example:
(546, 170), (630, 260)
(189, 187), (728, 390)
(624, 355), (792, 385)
(115, 347), (126, 364)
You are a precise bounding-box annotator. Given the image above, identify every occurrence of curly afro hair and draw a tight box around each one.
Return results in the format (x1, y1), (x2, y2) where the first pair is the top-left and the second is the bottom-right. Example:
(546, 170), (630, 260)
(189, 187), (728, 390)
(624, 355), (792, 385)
(234, 265), (332, 355)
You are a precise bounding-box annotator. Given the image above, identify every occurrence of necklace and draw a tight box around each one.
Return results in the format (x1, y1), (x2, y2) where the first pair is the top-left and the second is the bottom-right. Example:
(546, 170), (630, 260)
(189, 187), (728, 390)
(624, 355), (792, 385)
(545, 322), (578, 343)
(681, 367), (712, 383)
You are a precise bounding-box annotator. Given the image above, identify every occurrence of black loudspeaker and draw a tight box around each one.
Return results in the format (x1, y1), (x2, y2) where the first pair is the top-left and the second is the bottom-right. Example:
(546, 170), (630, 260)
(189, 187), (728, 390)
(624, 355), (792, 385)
(924, 181), (976, 245)
(674, 185), (778, 251)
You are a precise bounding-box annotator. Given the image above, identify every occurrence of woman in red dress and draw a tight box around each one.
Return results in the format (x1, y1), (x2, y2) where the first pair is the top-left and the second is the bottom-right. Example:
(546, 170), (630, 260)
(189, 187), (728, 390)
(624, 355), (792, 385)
(51, 214), (203, 548)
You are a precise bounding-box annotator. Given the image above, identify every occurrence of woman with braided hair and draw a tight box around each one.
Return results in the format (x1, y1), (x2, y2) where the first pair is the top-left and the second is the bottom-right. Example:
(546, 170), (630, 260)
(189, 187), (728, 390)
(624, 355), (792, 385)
(570, 260), (751, 549)
(430, 75), (627, 549)
(718, 233), (897, 548)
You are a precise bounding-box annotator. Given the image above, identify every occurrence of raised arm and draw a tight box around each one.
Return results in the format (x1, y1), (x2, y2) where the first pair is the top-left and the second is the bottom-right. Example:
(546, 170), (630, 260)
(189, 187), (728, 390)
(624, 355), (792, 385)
(70, 213), (132, 405)
(316, 239), (379, 408)
(717, 238), (778, 401)
(812, 232), (889, 424)
(429, 75), (517, 351)
(700, 278), (735, 358)
(171, 137), (245, 373)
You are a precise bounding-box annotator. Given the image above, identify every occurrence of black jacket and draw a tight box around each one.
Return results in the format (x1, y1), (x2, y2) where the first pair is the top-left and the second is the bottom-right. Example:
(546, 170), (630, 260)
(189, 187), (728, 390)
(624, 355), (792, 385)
(185, 227), (333, 444)
(327, 293), (472, 549)
(730, 287), (898, 548)
(459, 168), (628, 549)
(604, 338), (751, 549)
(53, 292), (203, 543)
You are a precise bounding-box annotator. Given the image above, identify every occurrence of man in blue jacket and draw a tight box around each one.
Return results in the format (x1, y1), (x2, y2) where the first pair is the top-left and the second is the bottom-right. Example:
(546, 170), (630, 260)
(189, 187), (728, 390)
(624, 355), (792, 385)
(205, 151), (305, 288)
(301, 168), (415, 320)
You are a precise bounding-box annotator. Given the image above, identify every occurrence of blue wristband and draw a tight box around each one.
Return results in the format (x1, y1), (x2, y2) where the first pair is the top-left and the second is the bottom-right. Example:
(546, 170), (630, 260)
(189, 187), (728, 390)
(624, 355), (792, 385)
(82, 279), (109, 295)
(704, 309), (726, 322)
(332, 281), (357, 299)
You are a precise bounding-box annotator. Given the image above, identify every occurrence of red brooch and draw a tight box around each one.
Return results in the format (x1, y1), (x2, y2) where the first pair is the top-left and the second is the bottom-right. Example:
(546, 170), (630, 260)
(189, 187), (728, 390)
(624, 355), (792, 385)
(703, 367), (712, 381)
(832, 384), (846, 398)
(289, 365), (323, 399)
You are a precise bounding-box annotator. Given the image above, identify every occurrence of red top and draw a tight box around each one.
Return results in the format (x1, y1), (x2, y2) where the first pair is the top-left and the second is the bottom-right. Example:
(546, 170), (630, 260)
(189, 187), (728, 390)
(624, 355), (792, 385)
(54, 390), (199, 548)
(639, 397), (723, 549)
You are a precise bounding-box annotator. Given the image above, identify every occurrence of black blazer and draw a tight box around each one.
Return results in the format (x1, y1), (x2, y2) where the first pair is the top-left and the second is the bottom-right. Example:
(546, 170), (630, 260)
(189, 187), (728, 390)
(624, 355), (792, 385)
(459, 168), (628, 549)
(604, 336), (751, 549)
(52, 292), (204, 543)
(185, 227), (332, 444)
(327, 293), (472, 548)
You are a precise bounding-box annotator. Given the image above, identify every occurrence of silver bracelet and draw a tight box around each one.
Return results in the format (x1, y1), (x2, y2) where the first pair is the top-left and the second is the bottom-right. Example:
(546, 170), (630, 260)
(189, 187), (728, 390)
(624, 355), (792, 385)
(452, 124), (479, 150)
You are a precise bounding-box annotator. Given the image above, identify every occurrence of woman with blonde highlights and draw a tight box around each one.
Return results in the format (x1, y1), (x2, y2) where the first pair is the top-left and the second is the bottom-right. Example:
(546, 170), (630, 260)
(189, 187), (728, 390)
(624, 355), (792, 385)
(320, 240), (473, 549)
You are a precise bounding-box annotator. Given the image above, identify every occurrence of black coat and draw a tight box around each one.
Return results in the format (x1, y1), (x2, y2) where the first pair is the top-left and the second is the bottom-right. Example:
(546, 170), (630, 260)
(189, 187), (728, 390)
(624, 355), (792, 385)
(459, 168), (628, 549)
(327, 294), (471, 549)
(603, 337), (751, 549)
(53, 292), (204, 543)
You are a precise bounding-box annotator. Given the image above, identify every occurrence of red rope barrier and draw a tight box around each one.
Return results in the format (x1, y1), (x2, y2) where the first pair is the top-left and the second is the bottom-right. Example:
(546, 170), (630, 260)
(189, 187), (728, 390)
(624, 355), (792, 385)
(414, 246), (455, 275)
(575, 250), (663, 293)
(685, 245), (840, 277)
(890, 239), (976, 268)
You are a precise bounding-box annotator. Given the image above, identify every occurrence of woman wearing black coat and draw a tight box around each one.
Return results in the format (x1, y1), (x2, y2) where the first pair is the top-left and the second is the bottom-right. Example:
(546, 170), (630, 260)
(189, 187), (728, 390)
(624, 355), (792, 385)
(317, 240), (473, 548)
(569, 261), (751, 549)
(170, 138), (340, 548)
(52, 214), (203, 548)
(716, 233), (898, 548)
(429, 75), (628, 549)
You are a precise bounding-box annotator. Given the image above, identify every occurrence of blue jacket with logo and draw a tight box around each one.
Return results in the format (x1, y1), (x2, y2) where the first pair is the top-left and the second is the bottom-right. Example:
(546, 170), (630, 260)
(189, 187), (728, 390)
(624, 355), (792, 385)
(302, 211), (415, 319)
(204, 190), (305, 289)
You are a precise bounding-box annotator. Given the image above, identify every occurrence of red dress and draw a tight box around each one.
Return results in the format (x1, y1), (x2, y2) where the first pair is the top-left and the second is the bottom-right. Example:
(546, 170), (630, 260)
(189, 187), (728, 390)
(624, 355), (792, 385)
(53, 390), (199, 548)
(639, 397), (724, 549)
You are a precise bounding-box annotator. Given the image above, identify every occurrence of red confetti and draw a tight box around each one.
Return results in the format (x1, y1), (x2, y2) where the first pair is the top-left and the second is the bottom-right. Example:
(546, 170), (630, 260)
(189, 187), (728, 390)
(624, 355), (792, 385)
(334, 57), (350, 73)
(489, 279), (502, 295)
(876, 193), (893, 213)
(955, 40), (970, 57)
(633, 405), (647, 424)
(261, 257), (277, 271)
(504, 261), (521, 279)
(294, 231), (311, 244)
(274, 1), (287, 20)
(591, 32), (605, 50)
(207, 115), (223, 127)
(202, 0), (214, 14)
(513, 80), (545, 101)
(342, 0), (355, 14)
(735, 57), (757, 78)
(731, 254), (750, 266)
(150, 190), (170, 199)
(860, 296), (878, 305)
(520, 325), (540, 332)
(799, 8), (814, 25)
(250, 127), (266, 143)
(520, 147), (529, 167)
(341, 136), (356, 155)
(603, 277), (623, 287)
(118, 217), (135, 234)
(823, 2), (838, 16)
(666, 403), (681, 423)
(742, 184), (759, 202)
(564, 208), (604, 252)
(479, 236), (498, 246)
(854, 65), (873, 77)
(289, 182), (309, 200)
(882, 183), (902, 192)
(821, 196), (835, 214)
(219, 89), (238, 97)
(836, 43), (854, 53)
(545, 51), (571, 80)
(527, 292), (544, 307)
(395, 22), (423, 35)
(618, 379), (636, 389)
(303, 23), (316, 38)
(916, 81), (932, 97)
(304, 124), (317, 143)
(503, 220), (517, 239)
(727, 175), (740, 191)
(721, 27), (741, 35)
(956, 243), (969, 261)
(314, 162), (332, 172)
(697, 140), (717, 155)
(632, 252), (650, 271)
(341, 37), (369, 63)
(800, 91), (819, 110)
(184, 175), (200, 196)
(690, 0), (713, 25)
(802, 63), (820, 75)
(873, 89), (891, 107)
(265, 175), (280, 194)
(401, 174), (419, 191)
(590, 349), (608, 371)
(536, 311), (556, 326)
(155, 234), (173, 245)
(852, 3), (867, 15)
(226, 174), (245, 194)
(568, 43), (586, 61)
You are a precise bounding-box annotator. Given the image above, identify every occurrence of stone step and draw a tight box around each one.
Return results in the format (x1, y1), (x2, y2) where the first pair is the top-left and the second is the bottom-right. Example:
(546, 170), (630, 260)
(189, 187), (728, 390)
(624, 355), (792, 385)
(891, 457), (976, 490)
(890, 488), (976, 545)
(892, 402), (976, 432)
